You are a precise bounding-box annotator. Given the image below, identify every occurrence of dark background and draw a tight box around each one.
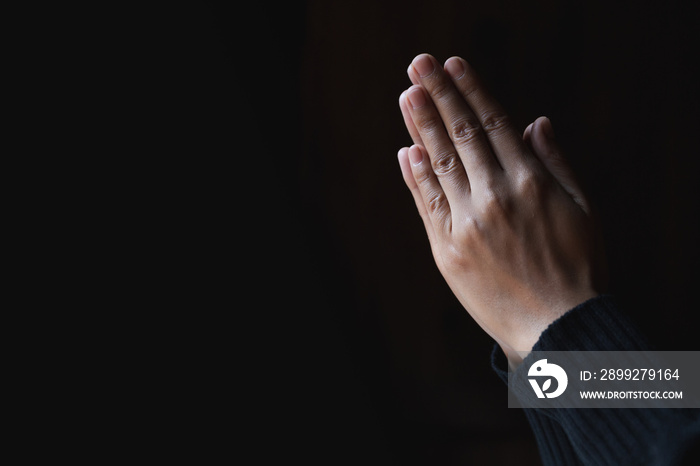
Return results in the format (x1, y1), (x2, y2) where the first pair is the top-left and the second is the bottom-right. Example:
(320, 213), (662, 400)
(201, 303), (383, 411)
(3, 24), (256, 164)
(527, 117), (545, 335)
(160, 1), (700, 464)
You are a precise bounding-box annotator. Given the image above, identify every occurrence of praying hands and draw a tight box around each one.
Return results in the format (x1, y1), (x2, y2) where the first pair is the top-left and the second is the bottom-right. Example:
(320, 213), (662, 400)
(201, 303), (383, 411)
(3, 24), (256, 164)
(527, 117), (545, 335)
(397, 54), (606, 364)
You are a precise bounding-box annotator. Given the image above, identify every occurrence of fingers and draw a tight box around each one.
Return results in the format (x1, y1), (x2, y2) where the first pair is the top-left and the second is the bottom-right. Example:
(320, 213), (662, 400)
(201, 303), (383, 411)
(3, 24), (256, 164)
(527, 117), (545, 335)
(528, 117), (590, 213)
(398, 147), (435, 242)
(408, 54), (501, 187)
(399, 91), (423, 146)
(443, 56), (530, 172)
(398, 145), (452, 233)
(405, 85), (470, 210)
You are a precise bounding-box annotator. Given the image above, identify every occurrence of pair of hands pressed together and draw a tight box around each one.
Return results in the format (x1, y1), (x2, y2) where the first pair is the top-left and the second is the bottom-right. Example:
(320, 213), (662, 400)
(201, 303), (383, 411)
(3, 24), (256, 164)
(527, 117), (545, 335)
(397, 54), (606, 364)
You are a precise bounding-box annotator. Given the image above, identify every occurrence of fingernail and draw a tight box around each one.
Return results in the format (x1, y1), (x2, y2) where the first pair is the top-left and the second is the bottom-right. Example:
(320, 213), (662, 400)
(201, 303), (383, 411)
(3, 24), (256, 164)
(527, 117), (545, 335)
(411, 55), (435, 77)
(444, 58), (465, 79)
(408, 145), (423, 165)
(406, 87), (427, 109)
(542, 117), (555, 140)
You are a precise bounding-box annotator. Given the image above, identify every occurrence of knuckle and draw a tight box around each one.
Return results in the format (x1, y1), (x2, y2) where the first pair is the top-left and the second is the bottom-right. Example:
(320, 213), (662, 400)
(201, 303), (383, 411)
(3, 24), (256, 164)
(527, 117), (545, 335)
(460, 75), (480, 99)
(426, 191), (448, 215)
(515, 170), (546, 198)
(451, 216), (482, 259)
(480, 110), (511, 134)
(428, 77), (452, 101)
(414, 112), (441, 135)
(431, 152), (461, 177)
(451, 117), (482, 145)
(478, 188), (510, 220)
(442, 242), (469, 271)
(412, 165), (432, 184)
(460, 215), (481, 240)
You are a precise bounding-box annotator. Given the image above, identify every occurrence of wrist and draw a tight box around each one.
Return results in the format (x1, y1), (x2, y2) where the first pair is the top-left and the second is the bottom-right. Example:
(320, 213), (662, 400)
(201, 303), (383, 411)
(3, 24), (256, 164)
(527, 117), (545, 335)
(503, 291), (601, 363)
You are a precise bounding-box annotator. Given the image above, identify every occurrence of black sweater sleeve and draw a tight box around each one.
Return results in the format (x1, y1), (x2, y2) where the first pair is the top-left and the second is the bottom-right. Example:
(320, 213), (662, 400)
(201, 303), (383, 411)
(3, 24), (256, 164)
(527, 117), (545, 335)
(491, 295), (700, 465)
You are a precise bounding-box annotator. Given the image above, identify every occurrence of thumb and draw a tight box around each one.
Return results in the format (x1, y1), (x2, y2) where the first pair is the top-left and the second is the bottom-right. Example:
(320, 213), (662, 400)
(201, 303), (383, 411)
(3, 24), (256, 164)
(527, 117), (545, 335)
(530, 116), (589, 213)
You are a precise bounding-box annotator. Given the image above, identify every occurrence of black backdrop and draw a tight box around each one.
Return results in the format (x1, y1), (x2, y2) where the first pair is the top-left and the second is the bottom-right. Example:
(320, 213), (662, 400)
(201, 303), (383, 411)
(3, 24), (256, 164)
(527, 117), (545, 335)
(159, 2), (700, 464)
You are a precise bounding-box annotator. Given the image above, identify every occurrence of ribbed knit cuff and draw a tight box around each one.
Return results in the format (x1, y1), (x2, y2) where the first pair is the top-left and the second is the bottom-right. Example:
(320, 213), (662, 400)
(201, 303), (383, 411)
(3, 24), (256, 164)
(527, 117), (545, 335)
(533, 294), (650, 352)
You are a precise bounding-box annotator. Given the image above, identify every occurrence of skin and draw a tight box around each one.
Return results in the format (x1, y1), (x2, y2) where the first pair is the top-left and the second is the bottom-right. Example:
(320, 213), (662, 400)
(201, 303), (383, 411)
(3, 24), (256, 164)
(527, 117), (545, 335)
(397, 53), (607, 365)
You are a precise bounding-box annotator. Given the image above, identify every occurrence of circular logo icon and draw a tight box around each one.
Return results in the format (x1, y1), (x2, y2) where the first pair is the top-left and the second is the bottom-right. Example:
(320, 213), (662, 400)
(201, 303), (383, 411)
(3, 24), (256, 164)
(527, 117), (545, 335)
(528, 359), (568, 398)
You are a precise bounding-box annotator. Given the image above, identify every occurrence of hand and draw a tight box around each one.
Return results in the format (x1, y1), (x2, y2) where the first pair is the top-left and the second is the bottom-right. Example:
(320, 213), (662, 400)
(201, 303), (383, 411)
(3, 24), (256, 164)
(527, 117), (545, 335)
(397, 54), (607, 363)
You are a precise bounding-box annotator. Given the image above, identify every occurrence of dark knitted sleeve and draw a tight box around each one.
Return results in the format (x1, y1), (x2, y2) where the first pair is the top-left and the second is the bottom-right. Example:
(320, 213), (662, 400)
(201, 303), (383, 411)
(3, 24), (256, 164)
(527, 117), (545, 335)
(491, 295), (700, 465)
